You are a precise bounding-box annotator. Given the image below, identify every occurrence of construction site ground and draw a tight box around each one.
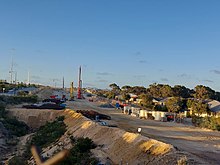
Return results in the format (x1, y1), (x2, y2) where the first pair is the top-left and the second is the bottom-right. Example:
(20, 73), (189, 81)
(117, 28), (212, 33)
(4, 88), (220, 164)
(66, 98), (220, 165)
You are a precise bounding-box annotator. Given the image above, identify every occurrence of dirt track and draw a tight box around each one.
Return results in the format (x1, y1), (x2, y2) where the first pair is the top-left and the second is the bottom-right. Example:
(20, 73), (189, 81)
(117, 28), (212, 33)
(67, 99), (220, 165)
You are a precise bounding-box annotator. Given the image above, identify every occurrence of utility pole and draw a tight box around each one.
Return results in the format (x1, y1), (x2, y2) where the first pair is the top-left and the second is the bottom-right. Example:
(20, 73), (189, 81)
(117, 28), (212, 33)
(27, 71), (30, 85)
(62, 77), (65, 89)
(9, 57), (14, 84)
(77, 66), (82, 99)
(14, 71), (17, 84)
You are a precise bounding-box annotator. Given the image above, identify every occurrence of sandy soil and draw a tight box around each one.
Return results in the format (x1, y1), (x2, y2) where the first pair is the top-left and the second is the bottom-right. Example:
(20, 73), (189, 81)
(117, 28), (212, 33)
(66, 98), (220, 165)
(5, 88), (220, 164)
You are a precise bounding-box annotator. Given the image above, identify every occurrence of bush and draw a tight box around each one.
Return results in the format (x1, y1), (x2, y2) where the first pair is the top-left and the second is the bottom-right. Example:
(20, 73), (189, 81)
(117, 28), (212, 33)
(0, 103), (7, 118)
(3, 117), (29, 137)
(192, 116), (220, 131)
(0, 104), (29, 137)
(60, 137), (98, 165)
(0, 95), (38, 105)
(74, 137), (96, 153)
(22, 116), (66, 160)
(8, 156), (26, 165)
(30, 116), (66, 148)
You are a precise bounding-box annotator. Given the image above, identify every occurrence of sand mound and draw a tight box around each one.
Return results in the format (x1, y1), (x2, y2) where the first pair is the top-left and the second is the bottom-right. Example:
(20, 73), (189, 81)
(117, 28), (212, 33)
(54, 109), (190, 165)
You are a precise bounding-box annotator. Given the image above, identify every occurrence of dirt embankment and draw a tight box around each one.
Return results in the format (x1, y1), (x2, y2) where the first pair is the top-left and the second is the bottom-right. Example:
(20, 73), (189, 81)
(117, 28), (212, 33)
(36, 109), (195, 165)
(7, 107), (192, 164)
(7, 108), (62, 129)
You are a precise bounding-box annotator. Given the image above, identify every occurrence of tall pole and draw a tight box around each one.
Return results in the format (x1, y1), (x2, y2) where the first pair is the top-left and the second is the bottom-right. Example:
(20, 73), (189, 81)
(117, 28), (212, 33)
(62, 77), (64, 89)
(70, 81), (74, 100)
(77, 66), (82, 99)
(14, 72), (17, 84)
(9, 57), (14, 84)
(28, 71), (30, 85)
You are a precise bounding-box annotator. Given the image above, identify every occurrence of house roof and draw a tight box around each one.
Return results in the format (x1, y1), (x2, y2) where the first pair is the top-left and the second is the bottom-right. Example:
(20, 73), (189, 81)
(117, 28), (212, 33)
(129, 93), (138, 98)
(208, 100), (220, 113)
(152, 98), (162, 102)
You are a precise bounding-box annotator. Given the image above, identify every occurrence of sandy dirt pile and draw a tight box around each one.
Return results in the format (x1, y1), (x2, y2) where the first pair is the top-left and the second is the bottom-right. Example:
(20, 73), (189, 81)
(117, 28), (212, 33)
(46, 109), (194, 165)
(7, 108), (62, 129)
(33, 87), (54, 100)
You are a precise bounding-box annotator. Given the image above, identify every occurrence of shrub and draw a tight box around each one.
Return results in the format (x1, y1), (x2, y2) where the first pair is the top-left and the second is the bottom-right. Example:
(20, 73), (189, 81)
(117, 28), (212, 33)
(192, 116), (220, 131)
(0, 103), (7, 118)
(60, 137), (98, 165)
(0, 95), (38, 105)
(8, 156), (26, 165)
(30, 117), (66, 148)
(3, 117), (29, 137)
(22, 116), (67, 160)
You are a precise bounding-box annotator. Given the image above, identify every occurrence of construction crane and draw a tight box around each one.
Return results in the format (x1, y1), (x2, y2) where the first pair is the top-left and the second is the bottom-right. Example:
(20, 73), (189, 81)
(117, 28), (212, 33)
(77, 66), (82, 99)
(69, 81), (74, 101)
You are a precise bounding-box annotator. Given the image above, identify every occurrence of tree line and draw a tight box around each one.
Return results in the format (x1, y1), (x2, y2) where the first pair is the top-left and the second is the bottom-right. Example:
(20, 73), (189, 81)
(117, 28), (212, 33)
(92, 83), (220, 115)
(108, 83), (220, 100)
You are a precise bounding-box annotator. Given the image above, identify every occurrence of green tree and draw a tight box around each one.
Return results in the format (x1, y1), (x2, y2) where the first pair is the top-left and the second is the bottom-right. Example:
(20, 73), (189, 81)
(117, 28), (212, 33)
(121, 92), (131, 101)
(194, 85), (215, 100)
(109, 83), (120, 91)
(130, 86), (147, 95)
(121, 85), (132, 91)
(148, 83), (174, 98)
(105, 91), (116, 99)
(166, 97), (183, 113)
(187, 99), (209, 116)
(214, 92), (220, 101)
(139, 94), (153, 108)
(148, 83), (162, 98)
(173, 85), (191, 98)
(160, 85), (174, 97)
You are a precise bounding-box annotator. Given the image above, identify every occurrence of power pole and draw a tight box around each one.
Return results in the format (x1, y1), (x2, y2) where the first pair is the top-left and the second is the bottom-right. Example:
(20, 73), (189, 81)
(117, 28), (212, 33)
(14, 71), (17, 84)
(77, 66), (82, 99)
(63, 77), (65, 89)
(9, 58), (14, 84)
(27, 71), (30, 85)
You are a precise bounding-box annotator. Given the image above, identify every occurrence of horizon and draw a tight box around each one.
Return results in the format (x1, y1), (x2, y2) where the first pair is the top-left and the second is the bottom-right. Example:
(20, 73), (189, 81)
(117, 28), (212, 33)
(1, 1), (220, 91)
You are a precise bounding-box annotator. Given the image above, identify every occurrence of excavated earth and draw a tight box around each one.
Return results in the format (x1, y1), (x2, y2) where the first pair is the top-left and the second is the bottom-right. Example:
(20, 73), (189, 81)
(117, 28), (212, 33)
(4, 88), (217, 164)
(8, 107), (202, 165)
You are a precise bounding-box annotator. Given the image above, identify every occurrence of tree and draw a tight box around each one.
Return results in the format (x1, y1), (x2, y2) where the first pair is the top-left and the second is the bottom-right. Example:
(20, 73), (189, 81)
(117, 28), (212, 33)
(166, 97), (183, 113)
(194, 85), (215, 100)
(121, 85), (132, 91)
(173, 85), (191, 98)
(121, 92), (131, 101)
(139, 94), (153, 108)
(109, 83), (120, 91)
(105, 91), (116, 99)
(148, 83), (162, 98)
(214, 92), (220, 101)
(148, 83), (173, 98)
(187, 99), (209, 116)
(130, 86), (147, 95)
(160, 85), (174, 97)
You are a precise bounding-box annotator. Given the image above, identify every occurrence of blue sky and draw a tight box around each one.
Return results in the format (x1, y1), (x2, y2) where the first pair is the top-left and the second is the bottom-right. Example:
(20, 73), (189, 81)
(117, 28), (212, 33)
(1, 0), (220, 91)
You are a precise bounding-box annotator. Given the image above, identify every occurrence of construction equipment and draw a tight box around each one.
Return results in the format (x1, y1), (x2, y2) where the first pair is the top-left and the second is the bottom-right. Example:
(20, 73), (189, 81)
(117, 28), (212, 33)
(69, 81), (74, 100)
(77, 66), (82, 99)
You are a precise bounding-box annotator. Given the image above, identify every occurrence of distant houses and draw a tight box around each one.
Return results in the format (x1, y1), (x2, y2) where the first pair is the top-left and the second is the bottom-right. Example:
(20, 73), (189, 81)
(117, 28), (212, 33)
(208, 100), (220, 117)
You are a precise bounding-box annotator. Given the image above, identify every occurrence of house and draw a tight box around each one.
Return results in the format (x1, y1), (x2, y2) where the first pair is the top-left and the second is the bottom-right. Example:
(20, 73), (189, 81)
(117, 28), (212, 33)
(156, 97), (172, 106)
(208, 100), (220, 117)
(129, 93), (138, 102)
